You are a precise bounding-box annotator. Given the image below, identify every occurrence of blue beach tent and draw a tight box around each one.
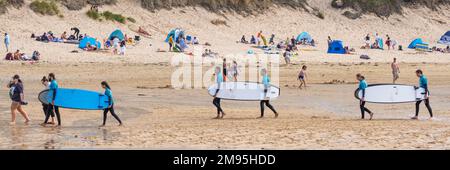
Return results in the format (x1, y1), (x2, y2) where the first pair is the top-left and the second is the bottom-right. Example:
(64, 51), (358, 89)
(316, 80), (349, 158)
(109, 29), (125, 41)
(438, 31), (450, 45)
(296, 32), (312, 43)
(327, 40), (346, 54)
(79, 37), (101, 49)
(408, 38), (425, 49)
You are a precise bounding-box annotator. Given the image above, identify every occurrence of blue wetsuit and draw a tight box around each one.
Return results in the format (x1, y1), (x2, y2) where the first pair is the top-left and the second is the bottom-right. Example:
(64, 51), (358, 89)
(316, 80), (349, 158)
(102, 88), (122, 125)
(358, 79), (372, 119)
(213, 73), (224, 116)
(44, 80), (61, 125)
(415, 75), (432, 117)
(260, 74), (277, 117)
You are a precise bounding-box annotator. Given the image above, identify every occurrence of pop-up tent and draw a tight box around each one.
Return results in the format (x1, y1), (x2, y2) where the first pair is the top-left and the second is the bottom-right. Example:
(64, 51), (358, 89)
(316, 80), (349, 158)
(438, 31), (450, 45)
(165, 28), (185, 43)
(296, 32), (312, 43)
(327, 40), (345, 54)
(109, 29), (124, 41)
(408, 38), (427, 49)
(79, 37), (101, 49)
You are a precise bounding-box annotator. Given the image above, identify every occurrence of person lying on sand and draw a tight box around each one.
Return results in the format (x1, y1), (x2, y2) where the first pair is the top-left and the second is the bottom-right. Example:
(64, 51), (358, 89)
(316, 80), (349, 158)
(356, 73), (373, 120)
(61, 31), (67, 40)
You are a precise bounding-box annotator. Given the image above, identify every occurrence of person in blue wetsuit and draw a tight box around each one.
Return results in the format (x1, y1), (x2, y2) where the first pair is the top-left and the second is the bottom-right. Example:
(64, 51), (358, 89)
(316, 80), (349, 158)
(100, 81), (123, 126)
(412, 69), (433, 120)
(212, 66), (225, 119)
(259, 69), (278, 118)
(42, 73), (61, 126)
(356, 73), (373, 120)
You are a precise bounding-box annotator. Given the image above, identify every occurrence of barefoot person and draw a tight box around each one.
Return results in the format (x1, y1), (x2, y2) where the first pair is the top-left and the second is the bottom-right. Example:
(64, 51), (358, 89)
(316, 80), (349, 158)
(391, 58), (400, 84)
(356, 73), (373, 120)
(43, 73), (61, 126)
(41, 76), (55, 125)
(7, 75), (31, 125)
(4, 33), (10, 52)
(298, 65), (307, 89)
(259, 69), (278, 118)
(411, 69), (433, 120)
(212, 66), (225, 119)
(100, 81), (123, 126)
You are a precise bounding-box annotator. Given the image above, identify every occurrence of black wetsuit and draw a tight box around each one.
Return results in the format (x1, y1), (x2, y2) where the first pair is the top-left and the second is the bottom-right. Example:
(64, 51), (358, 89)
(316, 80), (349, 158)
(71, 27), (80, 40)
(260, 89), (277, 117)
(359, 89), (372, 119)
(213, 89), (224, 116)
(44, 80), (61, 125)
(102, 88), (122, 125)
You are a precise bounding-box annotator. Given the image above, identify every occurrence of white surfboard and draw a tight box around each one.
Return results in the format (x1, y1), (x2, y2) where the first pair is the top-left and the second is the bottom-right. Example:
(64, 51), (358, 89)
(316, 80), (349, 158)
(208, 82), (280, 101)
(354, 84), (427, 104)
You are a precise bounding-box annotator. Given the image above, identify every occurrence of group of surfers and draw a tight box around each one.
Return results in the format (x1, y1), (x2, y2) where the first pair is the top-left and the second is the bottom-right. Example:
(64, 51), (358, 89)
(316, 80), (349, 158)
(6, 73), (122, 126)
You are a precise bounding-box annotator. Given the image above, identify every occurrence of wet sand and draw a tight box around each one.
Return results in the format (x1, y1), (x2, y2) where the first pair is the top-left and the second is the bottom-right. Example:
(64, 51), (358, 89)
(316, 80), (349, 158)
(1, 62), (450, 149)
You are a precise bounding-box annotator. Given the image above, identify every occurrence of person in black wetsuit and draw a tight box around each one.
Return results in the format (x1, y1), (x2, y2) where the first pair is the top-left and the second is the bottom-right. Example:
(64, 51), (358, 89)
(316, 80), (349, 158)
(356, 73), (373, 120)
(42, 73), (61, 126)
(41, 76), (55, 125)
(71, 27), (80, 40)
(411, 69), (433, 120)
(212, 66), (225, 119)
(259, 69), (278, 118)
(100, 81), (122, 126)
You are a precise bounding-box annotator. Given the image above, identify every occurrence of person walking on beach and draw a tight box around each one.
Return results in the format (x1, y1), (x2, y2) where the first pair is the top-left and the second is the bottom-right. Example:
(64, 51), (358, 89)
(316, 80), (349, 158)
(100, 81), (123, 126)
(259, 68), (278, 118)
(212, 66), (225, 119)
(42, 73), (61, 126)
(231, 60), (239, 82)
(411, 69), (433, 120)
(356, 73), (373, 120)
(391, 58), (400, 84)
(8, 75), (31, 125)
(222, 58), (228, 82)
(41, 76), (55, 125)
(298, 65), (308, 89)
(4, 33), (10, 52)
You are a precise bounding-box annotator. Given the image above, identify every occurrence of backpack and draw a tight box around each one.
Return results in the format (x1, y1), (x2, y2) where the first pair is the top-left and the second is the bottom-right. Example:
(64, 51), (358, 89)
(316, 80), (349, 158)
(5, 53), (13, 60)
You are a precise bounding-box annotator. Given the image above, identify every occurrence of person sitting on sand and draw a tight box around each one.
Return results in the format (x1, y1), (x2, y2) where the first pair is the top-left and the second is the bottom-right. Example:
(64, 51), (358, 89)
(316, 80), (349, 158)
(446, 46), (450, 53)
(250, 35), (256, 44)
(385, 35), (391, 50)
(298, 65), (307, 89)
(412, 69), (433, 120)
(168, 36), (174, 51)
(100, 81), (123, 126)
(310, 39), (316, 47)
(119, 40), (126, 55)
(290, 36), (296, 46)
(192, 37), (199, 45)
(13, 50), (21, 60)
(356, 73), (373, 120)
(112, 37), (120, 54)
(212, 66), (225, 119)
(364, 34), (370, 49)
(240, 35), (248, 44)
(269, 34), (275, 45)
(61, 31), (67, 40)
(259, 68), (278, 118)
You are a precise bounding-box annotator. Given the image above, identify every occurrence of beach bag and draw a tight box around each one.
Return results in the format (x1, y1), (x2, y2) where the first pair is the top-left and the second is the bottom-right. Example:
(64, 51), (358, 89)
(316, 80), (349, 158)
(5, 53), (13, 60)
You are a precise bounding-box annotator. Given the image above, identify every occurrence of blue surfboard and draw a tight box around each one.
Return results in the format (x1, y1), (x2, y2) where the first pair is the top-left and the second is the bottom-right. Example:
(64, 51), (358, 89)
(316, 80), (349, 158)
(38, 88), (110, 110)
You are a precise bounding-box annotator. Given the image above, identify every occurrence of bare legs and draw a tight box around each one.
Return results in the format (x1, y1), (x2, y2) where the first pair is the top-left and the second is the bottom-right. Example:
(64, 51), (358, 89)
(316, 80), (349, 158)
(10, 102), (31, 125)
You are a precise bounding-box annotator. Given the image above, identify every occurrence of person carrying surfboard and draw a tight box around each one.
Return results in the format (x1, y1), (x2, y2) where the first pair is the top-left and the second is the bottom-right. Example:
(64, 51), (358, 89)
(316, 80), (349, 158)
(42, 73), (62, 126)
(412, 69), (433, 120)
(7, 75), (31, 125)
(41, 76), (55, 125)
(212, 66), (225, 119)
(100, 81), (123, 126)
(391, 58), (400, 84)
(356, 73), (374, 120)
(259, 69), (278, 118)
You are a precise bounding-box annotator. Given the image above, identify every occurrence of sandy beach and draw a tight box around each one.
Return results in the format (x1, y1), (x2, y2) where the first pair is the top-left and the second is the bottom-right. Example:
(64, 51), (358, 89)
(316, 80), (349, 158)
(0, 0), (450, 149)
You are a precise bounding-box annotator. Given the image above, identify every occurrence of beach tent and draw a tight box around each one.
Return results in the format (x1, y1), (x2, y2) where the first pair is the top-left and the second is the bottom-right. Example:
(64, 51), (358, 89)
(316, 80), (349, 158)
(79, 37), (101, 49)
(408, 38), (426, 49)
(165, 28), (185, 43)
(438, 31), (450, 45)
(296, 32), (313, 43)
(327, 40), (345, 54)
(109, 29), (125, 41)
